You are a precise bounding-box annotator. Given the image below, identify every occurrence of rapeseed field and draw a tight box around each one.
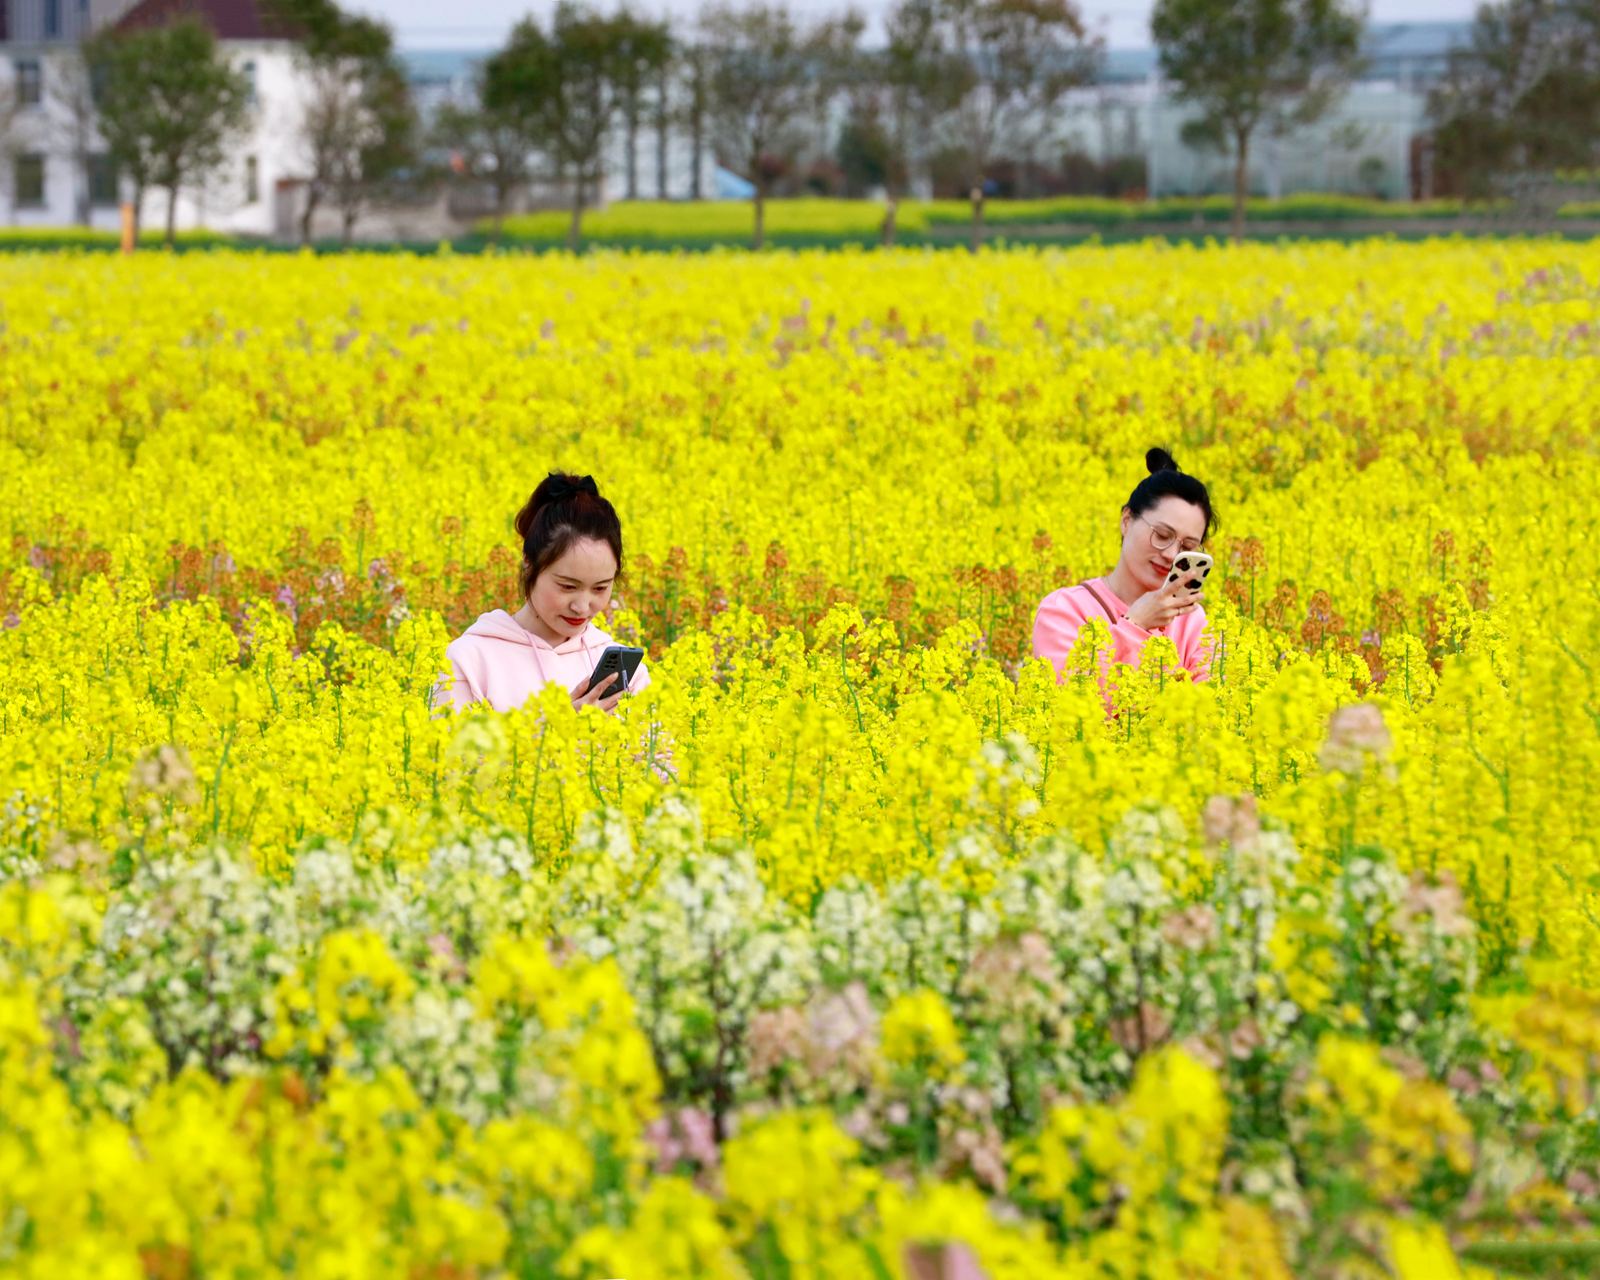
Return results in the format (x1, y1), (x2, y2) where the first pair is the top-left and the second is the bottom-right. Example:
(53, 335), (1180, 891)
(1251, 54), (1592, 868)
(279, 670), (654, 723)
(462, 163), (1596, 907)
(1, 240), (1598, 1277)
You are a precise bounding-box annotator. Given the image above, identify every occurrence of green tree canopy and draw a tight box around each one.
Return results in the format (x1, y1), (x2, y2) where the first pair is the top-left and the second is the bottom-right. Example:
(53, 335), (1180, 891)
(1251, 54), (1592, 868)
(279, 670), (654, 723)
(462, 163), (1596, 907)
(85, 17), (251, 245)
(1431, 0), (1600, 198)
(1152, 0), (1366, 240)
(486, 3), (631, 249)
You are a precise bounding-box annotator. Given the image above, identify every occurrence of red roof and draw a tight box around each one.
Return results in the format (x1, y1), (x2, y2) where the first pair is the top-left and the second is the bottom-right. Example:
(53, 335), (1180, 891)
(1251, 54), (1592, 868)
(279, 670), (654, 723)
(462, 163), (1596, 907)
(114, 0), (300, 40)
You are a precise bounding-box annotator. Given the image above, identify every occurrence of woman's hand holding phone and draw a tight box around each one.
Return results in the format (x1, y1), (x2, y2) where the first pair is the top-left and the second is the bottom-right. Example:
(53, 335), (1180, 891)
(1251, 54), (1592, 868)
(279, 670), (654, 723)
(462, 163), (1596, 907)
(1126, 574), (1203, 631)
(571, 672), (624, 713)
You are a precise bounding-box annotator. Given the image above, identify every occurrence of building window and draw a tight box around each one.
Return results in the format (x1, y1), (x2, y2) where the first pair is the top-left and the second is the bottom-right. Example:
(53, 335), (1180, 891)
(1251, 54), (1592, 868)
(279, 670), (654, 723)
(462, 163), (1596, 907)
(17, 59), (42, 108)
(243, 60), (256, 105)
(43, 0), (58, 39)
(245, 155), (259, 204)
(15, 154), (45, 207)
(88, 153), (118, 206)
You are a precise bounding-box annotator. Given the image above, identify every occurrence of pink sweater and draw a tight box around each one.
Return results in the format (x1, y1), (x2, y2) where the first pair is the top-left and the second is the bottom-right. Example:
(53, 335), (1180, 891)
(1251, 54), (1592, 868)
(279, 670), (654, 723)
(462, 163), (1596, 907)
(440, 610), (653, 713)
(1032, 578), (1210, 683)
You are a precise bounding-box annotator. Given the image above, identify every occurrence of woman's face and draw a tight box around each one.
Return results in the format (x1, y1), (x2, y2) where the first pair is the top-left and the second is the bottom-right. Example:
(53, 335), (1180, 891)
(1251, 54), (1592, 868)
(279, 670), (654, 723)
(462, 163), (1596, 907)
(1118, 495), (1208, 596)
(528, 537), (617, 640)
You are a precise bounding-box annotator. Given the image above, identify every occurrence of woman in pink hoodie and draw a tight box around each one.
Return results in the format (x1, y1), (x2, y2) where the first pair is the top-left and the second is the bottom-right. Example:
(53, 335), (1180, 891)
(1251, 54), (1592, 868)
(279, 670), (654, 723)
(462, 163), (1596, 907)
(440, 472), (651, 714)
(1033, 448), (1214, 685)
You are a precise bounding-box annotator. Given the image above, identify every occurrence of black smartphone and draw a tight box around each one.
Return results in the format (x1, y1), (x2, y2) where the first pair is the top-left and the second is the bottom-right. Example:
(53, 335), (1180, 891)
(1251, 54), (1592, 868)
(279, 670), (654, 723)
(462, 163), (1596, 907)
(584, 645), (646, 696)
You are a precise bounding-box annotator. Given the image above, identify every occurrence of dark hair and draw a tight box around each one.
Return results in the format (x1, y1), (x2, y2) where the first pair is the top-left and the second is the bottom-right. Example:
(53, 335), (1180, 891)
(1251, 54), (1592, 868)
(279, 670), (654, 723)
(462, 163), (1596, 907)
(1125, 447), (1215, 540)
(514, 472), (624, 599)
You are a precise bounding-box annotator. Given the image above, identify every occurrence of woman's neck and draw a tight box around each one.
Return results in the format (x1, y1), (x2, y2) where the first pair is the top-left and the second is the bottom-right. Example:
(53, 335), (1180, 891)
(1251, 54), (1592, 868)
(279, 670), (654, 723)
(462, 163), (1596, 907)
(512, 601), (569, 647)
(1103, 562), (1141, 610)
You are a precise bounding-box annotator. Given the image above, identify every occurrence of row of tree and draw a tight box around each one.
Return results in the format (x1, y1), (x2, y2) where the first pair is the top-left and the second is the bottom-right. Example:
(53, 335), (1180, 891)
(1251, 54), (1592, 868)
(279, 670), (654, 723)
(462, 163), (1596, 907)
(14, 0), (1599, 247)
(444, 0), (1370, 247)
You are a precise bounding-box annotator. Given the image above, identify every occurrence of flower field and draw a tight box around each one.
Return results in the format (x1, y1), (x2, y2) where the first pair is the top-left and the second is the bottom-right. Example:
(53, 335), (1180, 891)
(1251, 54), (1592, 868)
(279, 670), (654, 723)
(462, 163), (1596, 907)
(2, 240), (1599, 1277)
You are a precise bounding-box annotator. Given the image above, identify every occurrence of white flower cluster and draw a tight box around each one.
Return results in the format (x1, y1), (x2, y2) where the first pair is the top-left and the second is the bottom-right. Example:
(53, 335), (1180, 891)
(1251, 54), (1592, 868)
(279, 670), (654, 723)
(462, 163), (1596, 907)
(3, 768), (1478, 1134)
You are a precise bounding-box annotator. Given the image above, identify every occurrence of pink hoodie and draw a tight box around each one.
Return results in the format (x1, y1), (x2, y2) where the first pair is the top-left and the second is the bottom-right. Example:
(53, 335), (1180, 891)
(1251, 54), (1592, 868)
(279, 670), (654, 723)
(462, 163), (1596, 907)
(440, 610), (653, 713)
(1032, 578), (1210, 683)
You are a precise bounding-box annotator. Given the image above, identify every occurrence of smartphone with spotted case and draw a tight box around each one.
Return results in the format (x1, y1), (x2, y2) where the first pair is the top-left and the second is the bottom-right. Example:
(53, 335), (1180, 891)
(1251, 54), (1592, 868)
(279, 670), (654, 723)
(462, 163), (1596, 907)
(1166, 550), (1213, 596)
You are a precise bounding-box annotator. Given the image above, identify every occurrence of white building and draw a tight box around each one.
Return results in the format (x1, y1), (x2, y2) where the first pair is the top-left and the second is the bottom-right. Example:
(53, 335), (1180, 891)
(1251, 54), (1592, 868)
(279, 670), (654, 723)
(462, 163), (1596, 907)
(1, 0), (305, 234)
(1146, 83), (1424, 201)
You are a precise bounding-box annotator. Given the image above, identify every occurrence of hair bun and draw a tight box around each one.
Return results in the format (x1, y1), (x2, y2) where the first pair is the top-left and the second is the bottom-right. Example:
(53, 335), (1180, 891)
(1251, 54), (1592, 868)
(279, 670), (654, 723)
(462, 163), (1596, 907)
(1145, 447), (1179, 475)
(540, 472), (600, 506)
(515, 472), (603, 540)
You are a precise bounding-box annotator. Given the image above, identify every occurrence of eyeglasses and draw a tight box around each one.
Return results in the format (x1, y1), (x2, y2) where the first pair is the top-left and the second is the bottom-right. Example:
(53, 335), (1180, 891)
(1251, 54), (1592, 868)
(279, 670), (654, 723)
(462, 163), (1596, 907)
(1134, 515), (1202, 554)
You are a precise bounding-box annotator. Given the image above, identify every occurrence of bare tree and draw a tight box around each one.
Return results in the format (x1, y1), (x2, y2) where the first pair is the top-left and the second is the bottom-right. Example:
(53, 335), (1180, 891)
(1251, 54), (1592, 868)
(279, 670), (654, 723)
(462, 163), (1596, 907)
(0, 67), (24, 220)
(681, 40), (712, 199)
(433, 84), (542, 242)
(934, 0), (1101, 246)
(805, 9), (866, 183)
(301, 60), (401, 245)
(701, 1), (815, 248)
(47, 54), (100, 226)
(298, 60), (369, 242)
(613, 10), (673, 200)
(654, 53), (674, 197)
(283, 0), (415, 245)
(882, 0), (968, 196)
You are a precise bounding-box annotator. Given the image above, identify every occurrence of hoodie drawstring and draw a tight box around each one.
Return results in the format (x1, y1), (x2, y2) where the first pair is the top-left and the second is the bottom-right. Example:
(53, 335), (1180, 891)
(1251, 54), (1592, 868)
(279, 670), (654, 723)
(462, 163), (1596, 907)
(529, 626), (597, 693)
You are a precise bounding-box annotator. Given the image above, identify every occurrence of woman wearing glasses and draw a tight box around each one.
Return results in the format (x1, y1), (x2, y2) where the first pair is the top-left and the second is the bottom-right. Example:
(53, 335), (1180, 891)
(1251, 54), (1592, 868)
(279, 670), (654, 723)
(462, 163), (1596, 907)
(1033, 448), (1215, 682)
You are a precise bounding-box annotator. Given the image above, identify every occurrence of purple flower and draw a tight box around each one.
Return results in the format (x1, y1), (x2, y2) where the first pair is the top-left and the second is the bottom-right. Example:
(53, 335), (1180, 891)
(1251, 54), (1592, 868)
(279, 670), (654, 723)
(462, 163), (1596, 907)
(645, 1107), (720, 1174)
(274, 584), (298, 622)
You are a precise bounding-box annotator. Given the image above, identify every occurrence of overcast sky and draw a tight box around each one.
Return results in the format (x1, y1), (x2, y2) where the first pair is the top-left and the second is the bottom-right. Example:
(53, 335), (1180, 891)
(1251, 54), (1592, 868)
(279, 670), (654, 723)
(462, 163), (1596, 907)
(361, 0), (1477, 51)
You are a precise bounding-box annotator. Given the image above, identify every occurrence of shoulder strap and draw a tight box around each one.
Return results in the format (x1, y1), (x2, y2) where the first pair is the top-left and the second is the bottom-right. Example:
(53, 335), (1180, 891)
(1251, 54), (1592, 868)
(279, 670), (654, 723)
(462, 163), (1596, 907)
(1079, 580), (1121, 628)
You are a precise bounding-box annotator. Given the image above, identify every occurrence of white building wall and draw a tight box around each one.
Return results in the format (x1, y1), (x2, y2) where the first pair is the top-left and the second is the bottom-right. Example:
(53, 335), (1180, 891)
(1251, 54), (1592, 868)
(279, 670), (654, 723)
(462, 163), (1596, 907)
(5, 0), (95, 45)
(2, 47), (113, 226)
(128, 41), (305, 236)
(1146, 83), (1423, 200)
(1, 40), (306, 235)
(602, 122), (719, 204)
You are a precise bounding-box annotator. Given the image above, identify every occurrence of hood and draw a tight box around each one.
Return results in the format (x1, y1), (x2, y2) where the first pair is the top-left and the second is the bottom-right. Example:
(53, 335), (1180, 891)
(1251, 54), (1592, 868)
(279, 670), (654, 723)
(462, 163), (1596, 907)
(459, 610), (608, 655)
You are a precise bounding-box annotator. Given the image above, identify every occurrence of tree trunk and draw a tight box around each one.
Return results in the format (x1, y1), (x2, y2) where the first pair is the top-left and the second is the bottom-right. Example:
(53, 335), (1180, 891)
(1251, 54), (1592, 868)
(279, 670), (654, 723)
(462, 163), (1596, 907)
(655, 71), (669, 199)
(131, 183), (144, 239)
(1231, 128), (1250, 245)
(165, 184), (179, 247)
(75, 151), (90, 226)
(753, 175), (765, 251)
(568, 172), (585, 251)
(690, 115), (703, 200)
(491, 186), (507, 244)
(300, 187), (320, 245)
(625, 101), (638, 200)
(882, 197), (897, 248)
(689, 61), (704, 201)
(969, 185), (984, 254)
(341, 206), (356, 249)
